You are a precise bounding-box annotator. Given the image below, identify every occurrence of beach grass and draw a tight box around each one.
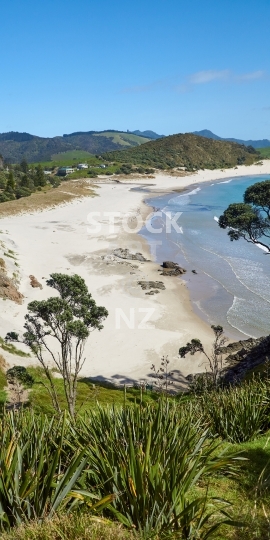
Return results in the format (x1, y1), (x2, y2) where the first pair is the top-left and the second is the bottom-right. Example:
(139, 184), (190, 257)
(0, 178), (96, 217)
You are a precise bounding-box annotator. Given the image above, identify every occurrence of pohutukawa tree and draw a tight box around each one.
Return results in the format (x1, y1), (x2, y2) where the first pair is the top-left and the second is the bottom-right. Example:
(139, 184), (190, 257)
(6, 273), (108, 417)
(218, 179), (270, 253)
(179, 325), (227, 389)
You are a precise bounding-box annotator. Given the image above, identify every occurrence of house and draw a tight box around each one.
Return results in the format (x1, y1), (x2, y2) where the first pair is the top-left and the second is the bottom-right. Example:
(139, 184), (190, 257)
(57, 166), (76, 176)
(77, 163), (88, 170)
(99, 164), (106, 169)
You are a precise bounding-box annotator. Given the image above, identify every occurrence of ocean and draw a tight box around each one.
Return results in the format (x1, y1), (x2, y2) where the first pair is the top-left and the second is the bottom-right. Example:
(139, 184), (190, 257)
(140, 175), (270, 340)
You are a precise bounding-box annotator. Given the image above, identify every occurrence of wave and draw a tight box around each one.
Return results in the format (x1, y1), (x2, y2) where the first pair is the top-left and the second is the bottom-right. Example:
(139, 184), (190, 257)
(167, 187), (201, 207)
(217, 179), (233, 184)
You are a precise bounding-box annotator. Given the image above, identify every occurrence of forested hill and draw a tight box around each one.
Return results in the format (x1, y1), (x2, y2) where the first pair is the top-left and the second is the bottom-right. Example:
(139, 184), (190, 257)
(102, 133), (259, 170)
(0, 130), (152, 163)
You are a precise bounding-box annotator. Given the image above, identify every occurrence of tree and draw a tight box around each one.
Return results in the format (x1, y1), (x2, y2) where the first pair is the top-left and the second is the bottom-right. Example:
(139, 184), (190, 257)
(179, 325), (227, 389)
(218, 180), (270, 253)
(6, 273), (108, 417)
(34, 164), (46, 187)
(20, 159), (28, 174)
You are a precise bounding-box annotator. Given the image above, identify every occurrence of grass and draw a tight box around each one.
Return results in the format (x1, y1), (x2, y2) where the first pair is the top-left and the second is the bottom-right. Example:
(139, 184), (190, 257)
(207, 433), (270, 540)
(27, 367), (159, 414)
(50, 150), (95, 162)
(257, 147), (270, 158)
(0, 514), (136, 540)
(0, 355), (7, 404)
(0, 179), (96, 217)
(0, 376), (270, 538)
(0, 337), (30, 357)
(93, 131), (150, 146)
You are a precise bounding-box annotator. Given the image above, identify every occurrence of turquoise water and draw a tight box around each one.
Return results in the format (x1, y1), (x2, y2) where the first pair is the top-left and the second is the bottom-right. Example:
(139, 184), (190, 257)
(141, 175), (270, 339)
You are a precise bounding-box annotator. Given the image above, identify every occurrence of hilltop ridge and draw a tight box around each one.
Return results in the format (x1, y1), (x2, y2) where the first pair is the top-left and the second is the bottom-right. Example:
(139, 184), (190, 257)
(193, 129), (270, 149)
(102, 132), (259, 170)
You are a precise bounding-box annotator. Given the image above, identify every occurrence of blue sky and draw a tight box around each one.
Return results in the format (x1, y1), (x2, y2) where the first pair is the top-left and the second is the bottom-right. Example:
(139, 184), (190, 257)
(1, 0), (270, 138)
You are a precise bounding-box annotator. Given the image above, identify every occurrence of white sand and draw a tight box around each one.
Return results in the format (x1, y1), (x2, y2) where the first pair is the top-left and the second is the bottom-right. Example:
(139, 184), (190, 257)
(0, 160), (269, 386)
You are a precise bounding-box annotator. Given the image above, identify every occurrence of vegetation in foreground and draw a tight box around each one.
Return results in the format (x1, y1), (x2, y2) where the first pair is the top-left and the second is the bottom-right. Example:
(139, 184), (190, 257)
(0, 370), (270, 539)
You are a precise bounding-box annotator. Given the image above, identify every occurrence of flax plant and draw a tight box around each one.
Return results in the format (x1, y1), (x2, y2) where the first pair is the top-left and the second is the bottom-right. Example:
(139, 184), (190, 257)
(72, 402), (241, 538)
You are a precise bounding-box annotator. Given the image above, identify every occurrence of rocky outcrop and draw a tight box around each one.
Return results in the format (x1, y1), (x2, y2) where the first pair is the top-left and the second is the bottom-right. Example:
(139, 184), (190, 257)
(138, 281), (165, 294)
(185, 335), (270, 385)
(29, 275), (43, 289)
(0, 271), (23, 304)
(113, 248), (148, 262)
(159, 261), (186, 276)
(221, 335), (270, 383)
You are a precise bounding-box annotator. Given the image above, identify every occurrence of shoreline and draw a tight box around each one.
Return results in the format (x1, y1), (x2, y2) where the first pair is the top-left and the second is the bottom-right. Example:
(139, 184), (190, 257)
(0, 161), (269, 386)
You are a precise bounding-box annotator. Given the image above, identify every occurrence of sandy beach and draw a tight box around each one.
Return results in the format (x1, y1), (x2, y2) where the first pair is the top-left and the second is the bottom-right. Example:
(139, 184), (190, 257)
(0, 160), (269, 387)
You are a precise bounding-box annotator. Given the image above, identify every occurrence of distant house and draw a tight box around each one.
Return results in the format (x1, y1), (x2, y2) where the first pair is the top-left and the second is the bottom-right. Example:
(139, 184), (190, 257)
(99, 164), (106, 169)
(57, 166), (75, 176)
(44, 170), (52, 175)
(77, 163), (88, 169)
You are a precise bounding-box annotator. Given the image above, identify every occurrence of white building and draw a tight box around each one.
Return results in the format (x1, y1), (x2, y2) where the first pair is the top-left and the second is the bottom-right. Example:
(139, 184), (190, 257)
(77, 163), (88, 169)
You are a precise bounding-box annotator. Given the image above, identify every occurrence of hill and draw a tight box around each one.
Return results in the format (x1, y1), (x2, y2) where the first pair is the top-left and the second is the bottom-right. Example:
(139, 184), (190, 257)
(129, 129), (164, 139)
(0, 130), (151, 163)
(102, 132), (259, 170)
(193, 129), (270, 149)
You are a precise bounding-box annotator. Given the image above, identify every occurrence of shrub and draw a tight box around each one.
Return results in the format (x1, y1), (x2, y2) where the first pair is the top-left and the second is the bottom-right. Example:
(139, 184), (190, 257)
(73, 402), (239, 537)
(200, 380), (269, 443)
(6, 366), (34, 388)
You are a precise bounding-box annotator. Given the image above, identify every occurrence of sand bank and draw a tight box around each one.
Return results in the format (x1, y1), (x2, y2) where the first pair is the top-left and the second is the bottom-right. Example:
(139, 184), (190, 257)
(0, 161), (269, 386)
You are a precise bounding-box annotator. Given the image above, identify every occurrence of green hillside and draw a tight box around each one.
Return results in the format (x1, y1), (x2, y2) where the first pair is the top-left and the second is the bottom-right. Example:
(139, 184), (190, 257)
(102, 132), (259, 170)
(0, 130), (150, 164)
(91, 131), (150, 146)
(257, 147), (270, 158)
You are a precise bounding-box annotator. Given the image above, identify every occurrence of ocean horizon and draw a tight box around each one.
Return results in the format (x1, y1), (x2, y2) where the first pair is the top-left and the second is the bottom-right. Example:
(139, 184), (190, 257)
(140, 174), (270, 340)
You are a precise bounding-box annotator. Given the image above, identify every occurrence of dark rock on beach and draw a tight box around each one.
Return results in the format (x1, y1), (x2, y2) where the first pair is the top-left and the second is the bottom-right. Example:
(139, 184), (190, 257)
(138, 281), (165, 292)
(113, 248), (148, 262)
(160, 261), (186, 276)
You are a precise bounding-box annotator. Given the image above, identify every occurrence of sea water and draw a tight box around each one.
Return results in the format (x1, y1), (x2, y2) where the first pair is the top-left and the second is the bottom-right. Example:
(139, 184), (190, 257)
(140, 175), (270, 339)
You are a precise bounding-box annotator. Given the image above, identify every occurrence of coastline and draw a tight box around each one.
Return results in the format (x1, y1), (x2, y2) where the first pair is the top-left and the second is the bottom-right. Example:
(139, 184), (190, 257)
(0, 160), (269, 385)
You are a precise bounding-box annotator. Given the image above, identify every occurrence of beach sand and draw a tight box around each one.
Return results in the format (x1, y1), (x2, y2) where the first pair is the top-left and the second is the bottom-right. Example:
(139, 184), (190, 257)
(0, 160), (269, 387)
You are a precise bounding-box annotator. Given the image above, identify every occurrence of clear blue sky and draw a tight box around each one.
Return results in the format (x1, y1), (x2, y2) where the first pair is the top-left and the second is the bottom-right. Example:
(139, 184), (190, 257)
(1, 0), (270, 139)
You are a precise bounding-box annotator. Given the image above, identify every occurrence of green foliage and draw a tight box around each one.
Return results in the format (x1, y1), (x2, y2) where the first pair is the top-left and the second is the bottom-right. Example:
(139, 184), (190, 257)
(0, 411), (111, 531)
(17, 273), (108, 417)
(0, 336), (30, 357)
(73, 402), (240, 538)
(0, 131), (149, 164)
(20, 159), (28, 173)
(199, 379), (270, 443)
(102, 133), (258, 170)
(34, 164), (46, 187)
(257, 146), (270, 158)
(0, 516), (132, 540)
(6, 366), (34, 388)
(219, 180), (270, 252)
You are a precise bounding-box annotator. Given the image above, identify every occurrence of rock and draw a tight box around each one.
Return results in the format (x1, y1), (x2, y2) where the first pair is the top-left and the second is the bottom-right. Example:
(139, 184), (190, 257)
(113, 248), (148, 262)
(0, 271), (23, 304)
(29, 275), (43, 289)
(221, 335), (270, 383)
(138, 281), (165, 291)
(160, 261), (186, 276)
(145, 289), (160, 295)
(163, 261), (179, 269)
